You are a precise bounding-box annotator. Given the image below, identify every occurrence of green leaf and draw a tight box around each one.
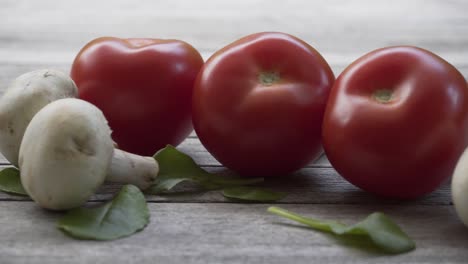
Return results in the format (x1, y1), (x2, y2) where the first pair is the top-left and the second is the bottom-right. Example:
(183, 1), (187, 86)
(222, 186), (286, 202)
(149, 177), (196, 194)
(149, 145), (263, 193)
(267, 206), (415, 254)
(0, 167), (28, 196)
(57, 185), (149, 241)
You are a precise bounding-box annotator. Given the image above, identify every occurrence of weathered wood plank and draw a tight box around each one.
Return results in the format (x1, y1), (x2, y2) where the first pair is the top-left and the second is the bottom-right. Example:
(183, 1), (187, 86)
(0, 0), (466, 262)
(0, 165), (452, 206)
(1, 0), (467, 87)
(0, 0), (467, 54)
(0, 202), (466, 264)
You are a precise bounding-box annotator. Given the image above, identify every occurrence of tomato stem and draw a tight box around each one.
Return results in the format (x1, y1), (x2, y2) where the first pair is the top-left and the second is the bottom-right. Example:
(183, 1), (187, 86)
(373, 89), (393, 103)
(259, 72), (280, 86)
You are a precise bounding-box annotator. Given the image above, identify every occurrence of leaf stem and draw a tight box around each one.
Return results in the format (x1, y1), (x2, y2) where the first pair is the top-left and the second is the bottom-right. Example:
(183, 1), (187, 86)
(267, 206), (334, 231)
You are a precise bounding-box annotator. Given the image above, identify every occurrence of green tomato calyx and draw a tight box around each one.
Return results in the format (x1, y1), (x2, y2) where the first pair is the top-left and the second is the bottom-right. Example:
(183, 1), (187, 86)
(373, 89), (393, 103)
(259, 72), (280, 86)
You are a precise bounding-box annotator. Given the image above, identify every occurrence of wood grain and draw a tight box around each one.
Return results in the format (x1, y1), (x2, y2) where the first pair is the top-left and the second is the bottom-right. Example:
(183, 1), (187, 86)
(1, 0), (467, 54)
(0, 164), (452, 206)
(0, 0), (467, 87)
(0, 202), (467, 264)
(0, 0), (467, 263)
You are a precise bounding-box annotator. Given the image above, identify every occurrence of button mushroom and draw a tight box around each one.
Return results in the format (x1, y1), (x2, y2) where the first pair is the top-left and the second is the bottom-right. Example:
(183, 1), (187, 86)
(0, 69), (78, 166)
(19, 98), (159, 210)
(452, 148), (468, 227)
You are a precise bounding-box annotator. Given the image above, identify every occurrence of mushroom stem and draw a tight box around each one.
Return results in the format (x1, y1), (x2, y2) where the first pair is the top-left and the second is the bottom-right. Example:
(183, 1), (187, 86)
(107, 149), (159, 190)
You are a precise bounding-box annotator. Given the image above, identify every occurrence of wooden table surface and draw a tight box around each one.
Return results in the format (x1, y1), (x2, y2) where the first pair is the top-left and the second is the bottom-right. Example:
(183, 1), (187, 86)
(1, 0), (468, 263)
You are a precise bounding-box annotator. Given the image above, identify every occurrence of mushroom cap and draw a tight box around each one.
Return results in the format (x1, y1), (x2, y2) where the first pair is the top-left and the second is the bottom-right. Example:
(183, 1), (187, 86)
(19, 98), (114, 210)
(452, 147), (468, 227)
(0, 69), (78, 166)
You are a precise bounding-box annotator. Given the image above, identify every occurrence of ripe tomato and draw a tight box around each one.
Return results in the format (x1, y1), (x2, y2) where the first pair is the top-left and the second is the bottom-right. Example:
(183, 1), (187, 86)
(323, 46), (468, 199)
(71, 37), (203, 155)
(193, 32), (334, 176)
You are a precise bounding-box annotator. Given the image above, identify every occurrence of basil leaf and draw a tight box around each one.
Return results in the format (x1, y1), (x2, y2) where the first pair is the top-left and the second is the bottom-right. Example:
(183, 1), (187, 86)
(267, 206), (415, 254)
(222, 186), (286, 202)
(149, 145), (263, 193)
(149, 177), (196, 194)
(58, 185), (149, 241)
(0, 167), (28, 196)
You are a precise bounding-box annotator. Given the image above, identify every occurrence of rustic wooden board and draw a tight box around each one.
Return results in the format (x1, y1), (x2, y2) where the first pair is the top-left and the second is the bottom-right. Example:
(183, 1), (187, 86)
(0, 165), (452, 206)
(1, 0), (468, 263)
(1, 0), (467, 56)
(0, 0), (467, 84)
(0, 202), (467, 264)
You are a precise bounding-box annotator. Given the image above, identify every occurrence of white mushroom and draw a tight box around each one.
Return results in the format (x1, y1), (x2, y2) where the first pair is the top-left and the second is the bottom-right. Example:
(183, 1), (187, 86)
(19, 98), (159, 210)
(452, 147), (468, 227)
(0, 69), (78, 166)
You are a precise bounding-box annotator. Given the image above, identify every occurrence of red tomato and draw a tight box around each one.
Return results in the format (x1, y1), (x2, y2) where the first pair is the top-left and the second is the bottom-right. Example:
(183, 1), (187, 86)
(71, 37), (203, 155)
(193, 32), (334, 176)
(323, 46), (468, 199)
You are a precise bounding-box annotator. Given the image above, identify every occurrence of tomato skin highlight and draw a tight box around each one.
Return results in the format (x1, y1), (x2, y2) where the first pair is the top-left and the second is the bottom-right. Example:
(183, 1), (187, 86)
(193, 32), (334, 177)
(323, 46), (468, 199)
(71, 37), (204, 155)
